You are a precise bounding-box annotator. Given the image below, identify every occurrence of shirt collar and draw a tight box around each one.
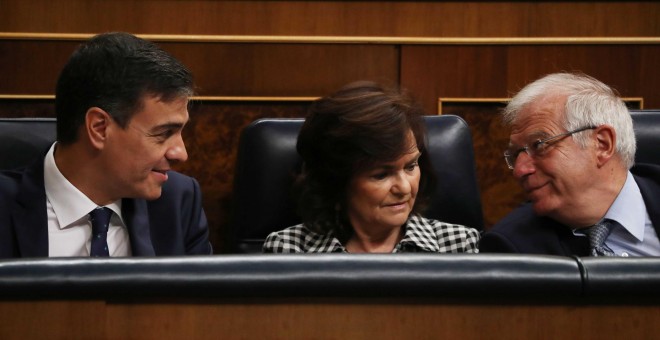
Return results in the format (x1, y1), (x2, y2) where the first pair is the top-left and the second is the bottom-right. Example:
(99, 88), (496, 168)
(44, 142), (123, 229)
(603, 171), (646, 242)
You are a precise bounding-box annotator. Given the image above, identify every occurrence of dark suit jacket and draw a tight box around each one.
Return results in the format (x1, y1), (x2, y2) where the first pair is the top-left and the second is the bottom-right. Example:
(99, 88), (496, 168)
(0, 156), (212, 258)
(479, 164), (660, 256)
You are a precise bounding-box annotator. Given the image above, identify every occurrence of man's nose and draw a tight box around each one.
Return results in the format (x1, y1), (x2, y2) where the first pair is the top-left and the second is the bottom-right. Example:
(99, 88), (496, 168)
(512, 151), (535, 179)
(166, 135), (188, 163)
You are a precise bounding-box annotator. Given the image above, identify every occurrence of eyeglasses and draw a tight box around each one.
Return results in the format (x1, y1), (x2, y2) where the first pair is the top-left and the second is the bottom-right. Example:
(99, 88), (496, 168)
(503, 126), (597, 170)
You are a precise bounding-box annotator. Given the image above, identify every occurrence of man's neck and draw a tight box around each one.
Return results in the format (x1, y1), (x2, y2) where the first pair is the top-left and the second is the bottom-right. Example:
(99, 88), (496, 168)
(54, 143), (114, 206)
(555, 165), (628, 229)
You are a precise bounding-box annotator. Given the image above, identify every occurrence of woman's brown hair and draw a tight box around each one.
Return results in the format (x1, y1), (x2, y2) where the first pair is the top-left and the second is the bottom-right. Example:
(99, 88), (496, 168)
(294, 81), (435, 240)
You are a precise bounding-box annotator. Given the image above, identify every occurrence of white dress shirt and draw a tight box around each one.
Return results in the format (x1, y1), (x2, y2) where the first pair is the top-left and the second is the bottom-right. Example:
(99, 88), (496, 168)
(44, 143), (131, 257)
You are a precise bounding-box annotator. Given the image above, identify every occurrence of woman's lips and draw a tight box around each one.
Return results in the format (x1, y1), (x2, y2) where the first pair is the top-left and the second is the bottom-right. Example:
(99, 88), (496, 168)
(384, 201), (409, 211)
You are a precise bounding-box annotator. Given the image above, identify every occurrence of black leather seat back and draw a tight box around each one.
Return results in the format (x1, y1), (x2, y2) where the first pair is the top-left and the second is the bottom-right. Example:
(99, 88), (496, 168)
(230, 115), (484, 253)
(0, 118), (56, 170)
(231, 118), (303, 253)
(630, 110), (660, 166)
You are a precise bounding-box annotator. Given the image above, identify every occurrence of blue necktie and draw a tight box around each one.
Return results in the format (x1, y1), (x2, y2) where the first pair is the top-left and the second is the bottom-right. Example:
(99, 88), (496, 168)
(586, 220), (617, 257)
(89, 207), (112, 257)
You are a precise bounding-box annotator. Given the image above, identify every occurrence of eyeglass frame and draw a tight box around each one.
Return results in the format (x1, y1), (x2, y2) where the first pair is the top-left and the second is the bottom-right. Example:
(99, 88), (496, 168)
(503, 125), (598, 170)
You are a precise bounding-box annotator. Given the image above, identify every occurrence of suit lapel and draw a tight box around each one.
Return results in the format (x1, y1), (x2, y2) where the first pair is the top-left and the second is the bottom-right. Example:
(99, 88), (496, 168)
(558, 226), (590, 256)
(122, 198), (155, 256)
(543, 217), (590, 256)
(12, 158), (49, 257)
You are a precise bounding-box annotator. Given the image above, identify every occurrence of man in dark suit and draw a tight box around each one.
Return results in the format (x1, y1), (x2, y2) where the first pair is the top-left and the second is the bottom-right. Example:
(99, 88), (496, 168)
(0, 32), (212, 257)
(480, 72), (660, 256)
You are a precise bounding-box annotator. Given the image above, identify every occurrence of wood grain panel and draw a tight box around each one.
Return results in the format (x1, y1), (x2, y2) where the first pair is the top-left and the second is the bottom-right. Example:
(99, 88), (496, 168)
(165, 43), (399, 97)
(0, 301), (106, 339)
(2, 300), (660, 339)
(0, 1), (658, 37)
(0, 40), (399, 97)
(104, 303), (660, 339)
(504, 45), (660, 106)
(401, 45), (509, 114)
(401, 45), (660, 114)
(0, 99), (55, 118)
(0, 40), (79, 94)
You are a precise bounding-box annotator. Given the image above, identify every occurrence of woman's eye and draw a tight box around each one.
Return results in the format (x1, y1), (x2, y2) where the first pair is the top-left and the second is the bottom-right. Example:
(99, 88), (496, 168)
(405, 162), (418, 171)
(371, 172), (388, 180)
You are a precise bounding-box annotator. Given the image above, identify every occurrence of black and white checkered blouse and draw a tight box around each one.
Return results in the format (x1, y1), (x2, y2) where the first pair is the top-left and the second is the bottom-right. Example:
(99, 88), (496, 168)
(262, 214), (480, 253)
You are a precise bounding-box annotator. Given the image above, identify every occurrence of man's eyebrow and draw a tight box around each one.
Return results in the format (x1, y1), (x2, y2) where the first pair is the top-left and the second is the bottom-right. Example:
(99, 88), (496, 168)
(150, 122), (186, 131)
(530, 127), (556, 138)
(509, 131), (550, 146)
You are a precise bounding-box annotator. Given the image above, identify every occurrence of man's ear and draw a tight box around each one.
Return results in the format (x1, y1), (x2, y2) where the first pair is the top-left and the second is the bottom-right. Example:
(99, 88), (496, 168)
(85, 107), (111, 150)
(595, 125), (616, 167)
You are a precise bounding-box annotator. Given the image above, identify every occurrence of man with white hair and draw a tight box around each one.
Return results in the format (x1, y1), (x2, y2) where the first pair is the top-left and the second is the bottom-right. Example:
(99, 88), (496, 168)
(480, 72), (660, 256)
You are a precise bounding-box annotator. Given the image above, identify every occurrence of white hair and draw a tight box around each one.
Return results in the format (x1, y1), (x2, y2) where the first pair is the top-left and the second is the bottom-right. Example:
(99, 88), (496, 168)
(503, 72), (636, 169)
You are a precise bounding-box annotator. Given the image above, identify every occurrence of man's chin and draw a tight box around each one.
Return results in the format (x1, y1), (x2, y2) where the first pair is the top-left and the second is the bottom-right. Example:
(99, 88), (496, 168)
(137, 187), (163, 201)
(147, 190), (163, 201)
(530, 199), (556, 217)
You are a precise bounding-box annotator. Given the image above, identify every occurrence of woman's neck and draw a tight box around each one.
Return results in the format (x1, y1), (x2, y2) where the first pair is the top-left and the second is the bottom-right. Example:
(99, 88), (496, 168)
(344, 226), (404, 253)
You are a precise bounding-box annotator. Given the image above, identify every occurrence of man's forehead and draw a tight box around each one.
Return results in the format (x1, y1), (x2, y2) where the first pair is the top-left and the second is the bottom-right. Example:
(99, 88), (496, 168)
(515, 94), (566, 125)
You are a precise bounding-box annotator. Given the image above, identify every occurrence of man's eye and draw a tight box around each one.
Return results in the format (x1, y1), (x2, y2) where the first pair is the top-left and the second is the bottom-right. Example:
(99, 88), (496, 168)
(531, 140), (545, 152)
(371, 172), (388, 180)
(154, 130), (175, 140)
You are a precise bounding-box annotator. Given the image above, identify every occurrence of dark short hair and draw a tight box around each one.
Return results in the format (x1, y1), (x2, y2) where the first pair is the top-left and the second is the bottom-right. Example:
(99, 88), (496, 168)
(295, 81), (435, 240)
(55, 32), (194, 144)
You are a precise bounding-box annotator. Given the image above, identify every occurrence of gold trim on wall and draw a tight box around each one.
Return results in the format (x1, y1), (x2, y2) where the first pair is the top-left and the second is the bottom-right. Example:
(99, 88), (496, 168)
(0, 94), (318, 102)
(0, 95), (54, 100)
(1, 95), (643, 108)
(438, 97), (645, 114)
(193, 96), (317, 102)
(1, 32), (660, 45)
(437, 98), (510, 115)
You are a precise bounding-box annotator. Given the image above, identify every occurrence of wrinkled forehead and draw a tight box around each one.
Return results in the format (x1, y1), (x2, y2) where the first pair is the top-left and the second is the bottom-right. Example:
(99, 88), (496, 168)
(510, 94), (568, 142)
(513, 94), (566, 127)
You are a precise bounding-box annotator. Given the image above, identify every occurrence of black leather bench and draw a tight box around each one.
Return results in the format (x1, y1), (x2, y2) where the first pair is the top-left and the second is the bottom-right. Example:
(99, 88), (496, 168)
(3, 254), (656, 303)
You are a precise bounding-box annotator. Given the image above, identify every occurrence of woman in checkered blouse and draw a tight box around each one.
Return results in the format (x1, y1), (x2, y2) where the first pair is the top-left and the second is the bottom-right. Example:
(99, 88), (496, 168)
(262, 81), (480, 253)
